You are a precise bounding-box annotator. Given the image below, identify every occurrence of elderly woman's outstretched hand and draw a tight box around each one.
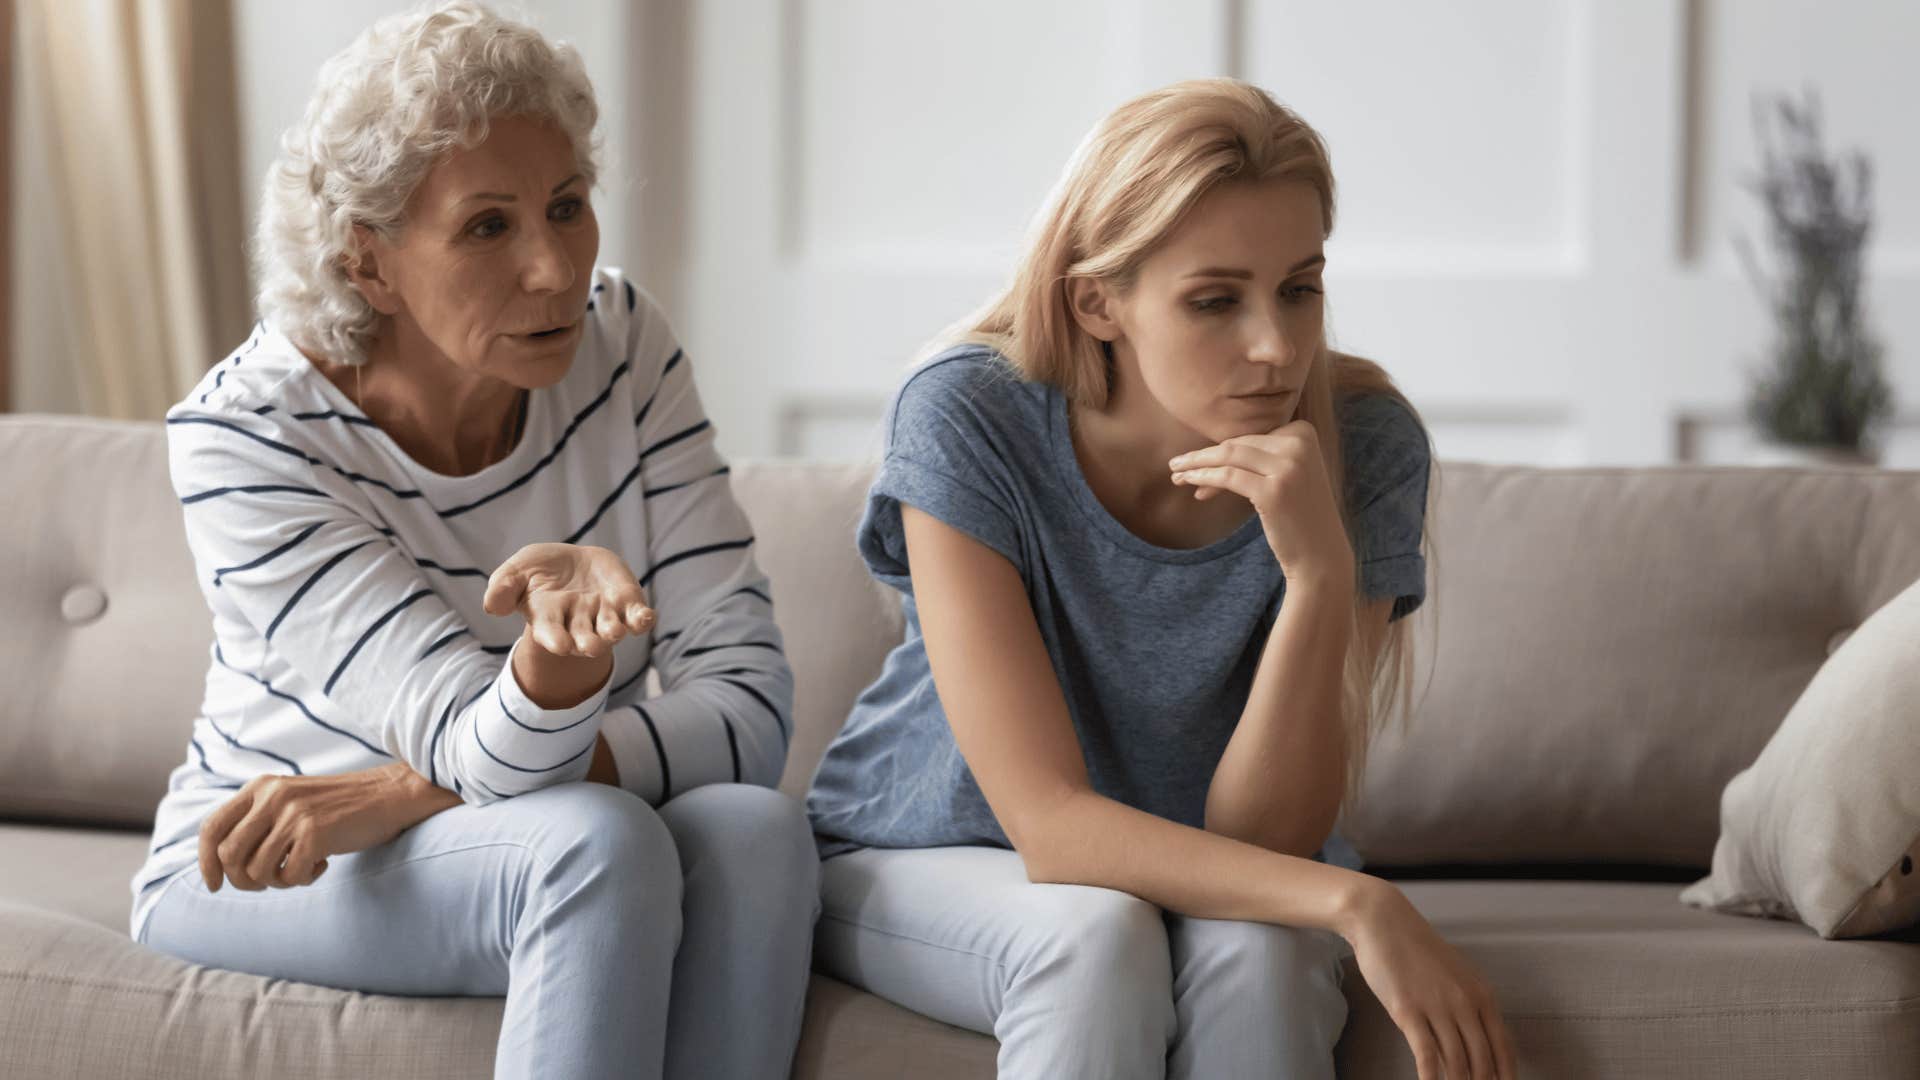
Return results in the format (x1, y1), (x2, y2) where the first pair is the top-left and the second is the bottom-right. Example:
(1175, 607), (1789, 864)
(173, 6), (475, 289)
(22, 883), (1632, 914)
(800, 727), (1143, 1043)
(483, 543), (656, 658)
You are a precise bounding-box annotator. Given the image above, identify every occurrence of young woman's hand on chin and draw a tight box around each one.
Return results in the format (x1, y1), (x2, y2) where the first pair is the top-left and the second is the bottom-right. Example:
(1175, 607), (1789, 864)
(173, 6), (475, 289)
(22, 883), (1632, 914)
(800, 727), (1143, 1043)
(1168, 419), (1355, 589)
(1344, 881), (1520, 1080)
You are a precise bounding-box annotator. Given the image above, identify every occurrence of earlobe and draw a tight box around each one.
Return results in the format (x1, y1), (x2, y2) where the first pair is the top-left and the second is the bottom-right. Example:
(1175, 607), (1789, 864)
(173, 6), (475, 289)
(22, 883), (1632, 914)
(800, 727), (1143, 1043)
(1065, 276), (1120, 343)
(344, 225), (401, 316)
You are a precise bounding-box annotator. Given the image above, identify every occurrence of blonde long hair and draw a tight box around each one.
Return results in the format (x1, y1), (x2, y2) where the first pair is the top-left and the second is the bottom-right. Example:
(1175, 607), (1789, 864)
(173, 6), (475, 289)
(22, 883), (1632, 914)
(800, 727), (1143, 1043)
(939, 78), (1435, 820)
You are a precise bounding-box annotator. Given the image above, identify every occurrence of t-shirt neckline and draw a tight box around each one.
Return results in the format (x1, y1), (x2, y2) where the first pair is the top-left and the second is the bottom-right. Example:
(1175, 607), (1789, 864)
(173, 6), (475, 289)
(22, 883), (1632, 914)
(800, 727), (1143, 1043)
(1046, 384), (1266, 565)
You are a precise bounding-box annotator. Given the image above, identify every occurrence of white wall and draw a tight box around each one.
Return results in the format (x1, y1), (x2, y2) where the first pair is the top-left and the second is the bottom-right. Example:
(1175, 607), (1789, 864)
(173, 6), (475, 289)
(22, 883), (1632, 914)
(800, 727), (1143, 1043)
(661, 0), (1920, 467)
(15, 0), (1918, 468)
(232, 0), (637, 274)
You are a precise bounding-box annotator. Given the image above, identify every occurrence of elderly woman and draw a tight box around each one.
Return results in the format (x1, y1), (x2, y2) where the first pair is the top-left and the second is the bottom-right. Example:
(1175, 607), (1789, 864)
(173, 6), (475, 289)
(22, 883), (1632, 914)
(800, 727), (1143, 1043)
(127, 4), (817, 1078)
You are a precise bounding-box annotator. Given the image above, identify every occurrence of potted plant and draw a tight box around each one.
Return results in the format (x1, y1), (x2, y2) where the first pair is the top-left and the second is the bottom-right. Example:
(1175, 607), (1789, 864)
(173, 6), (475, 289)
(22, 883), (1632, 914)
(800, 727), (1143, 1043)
(1738, 88), (1894, 467)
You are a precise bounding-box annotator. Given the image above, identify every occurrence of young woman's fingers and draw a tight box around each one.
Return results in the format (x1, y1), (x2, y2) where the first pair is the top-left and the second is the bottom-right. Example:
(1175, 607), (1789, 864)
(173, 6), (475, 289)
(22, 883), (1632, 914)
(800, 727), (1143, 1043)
(1486, 1005), (1519, 1080)
(1169, 439), (1281, 478)
(1392, 1009), (1440, 1080)
(196, 791), (254, 892)
(1430, 1010), (1471, 1080)
(1172, 464), (1266, 505)
(1458, 1006), (1498, 1080)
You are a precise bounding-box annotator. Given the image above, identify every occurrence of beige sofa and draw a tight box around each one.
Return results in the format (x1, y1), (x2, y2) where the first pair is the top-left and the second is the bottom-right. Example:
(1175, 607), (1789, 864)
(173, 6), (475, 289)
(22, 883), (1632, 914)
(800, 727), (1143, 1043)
(2, 412), (1918, 1079)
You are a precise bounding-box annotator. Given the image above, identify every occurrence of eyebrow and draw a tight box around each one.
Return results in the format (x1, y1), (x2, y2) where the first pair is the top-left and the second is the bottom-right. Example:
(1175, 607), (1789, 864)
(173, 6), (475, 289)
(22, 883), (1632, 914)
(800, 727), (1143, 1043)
(1184, 253), (1326, 280)
(456, 174), (584, 208)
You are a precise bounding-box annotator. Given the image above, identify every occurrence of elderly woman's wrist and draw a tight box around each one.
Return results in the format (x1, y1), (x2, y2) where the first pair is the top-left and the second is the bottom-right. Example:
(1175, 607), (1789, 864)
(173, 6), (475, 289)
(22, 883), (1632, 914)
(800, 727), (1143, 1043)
(512, 628), (614, 709)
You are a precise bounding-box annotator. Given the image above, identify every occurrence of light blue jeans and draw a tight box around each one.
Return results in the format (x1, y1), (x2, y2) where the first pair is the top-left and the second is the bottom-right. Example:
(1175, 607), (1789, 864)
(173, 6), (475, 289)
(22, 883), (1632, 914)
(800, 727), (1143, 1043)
(140, 782), (819, 1080)
(815, 845), (1352, 1079)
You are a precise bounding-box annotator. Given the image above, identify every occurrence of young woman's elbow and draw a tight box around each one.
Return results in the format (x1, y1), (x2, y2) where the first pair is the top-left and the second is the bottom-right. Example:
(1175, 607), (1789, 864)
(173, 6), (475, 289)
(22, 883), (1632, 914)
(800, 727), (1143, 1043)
(1000, 792), (1086, 884)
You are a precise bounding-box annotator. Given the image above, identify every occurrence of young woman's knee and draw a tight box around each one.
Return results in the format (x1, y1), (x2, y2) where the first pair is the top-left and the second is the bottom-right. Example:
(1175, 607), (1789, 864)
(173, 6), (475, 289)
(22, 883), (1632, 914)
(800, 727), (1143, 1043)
(1030, 888), (1172, 989)
(1175, 917), (1349, 996)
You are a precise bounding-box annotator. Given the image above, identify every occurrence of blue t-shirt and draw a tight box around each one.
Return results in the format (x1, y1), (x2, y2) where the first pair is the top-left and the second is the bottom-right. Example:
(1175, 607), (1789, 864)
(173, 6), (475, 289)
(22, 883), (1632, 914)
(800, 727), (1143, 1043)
(805, 345), (1431, 870)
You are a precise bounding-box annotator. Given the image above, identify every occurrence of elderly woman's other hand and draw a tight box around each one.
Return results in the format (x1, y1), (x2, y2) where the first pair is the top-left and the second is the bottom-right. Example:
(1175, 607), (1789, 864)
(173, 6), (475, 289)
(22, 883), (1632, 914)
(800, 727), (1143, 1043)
(197, 764), (460, 892)
(483, 542), (656, 658)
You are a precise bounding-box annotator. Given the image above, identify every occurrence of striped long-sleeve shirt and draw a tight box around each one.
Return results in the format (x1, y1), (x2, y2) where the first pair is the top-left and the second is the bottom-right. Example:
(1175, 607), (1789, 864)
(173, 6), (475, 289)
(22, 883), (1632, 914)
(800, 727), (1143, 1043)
(130, 267), (792, 939)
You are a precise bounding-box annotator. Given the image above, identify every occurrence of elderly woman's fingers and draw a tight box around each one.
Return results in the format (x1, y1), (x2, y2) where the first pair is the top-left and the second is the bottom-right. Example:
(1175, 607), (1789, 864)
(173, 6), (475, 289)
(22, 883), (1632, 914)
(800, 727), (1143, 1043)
(482, 566), (527, 617)
(593, 600), (630, 645)
(197, 789), (256, 892)
(247, 824), (297, 888)
(216, 803), (277, 891)
(569, 601), (604, 656)
(281, 835), (326, 888)
(531, 598), (575, 655)
(614, 583), (653, 634)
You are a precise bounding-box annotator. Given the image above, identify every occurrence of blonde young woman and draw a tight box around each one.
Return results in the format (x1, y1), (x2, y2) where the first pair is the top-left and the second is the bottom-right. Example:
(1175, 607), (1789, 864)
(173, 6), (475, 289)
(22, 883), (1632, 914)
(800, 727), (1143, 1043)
(806, 80), (1518, 1080)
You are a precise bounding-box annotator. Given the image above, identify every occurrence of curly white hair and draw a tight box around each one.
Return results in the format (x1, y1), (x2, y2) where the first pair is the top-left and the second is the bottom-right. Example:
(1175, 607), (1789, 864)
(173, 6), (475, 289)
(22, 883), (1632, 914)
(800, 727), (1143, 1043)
(254, 0), (600, 365)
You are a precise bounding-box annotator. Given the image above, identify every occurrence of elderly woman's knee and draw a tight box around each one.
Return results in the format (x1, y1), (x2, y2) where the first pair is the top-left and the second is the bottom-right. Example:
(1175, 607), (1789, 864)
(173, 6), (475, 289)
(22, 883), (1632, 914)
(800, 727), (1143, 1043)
(657, 784), (818, 888)
(509, 783), (680, 893)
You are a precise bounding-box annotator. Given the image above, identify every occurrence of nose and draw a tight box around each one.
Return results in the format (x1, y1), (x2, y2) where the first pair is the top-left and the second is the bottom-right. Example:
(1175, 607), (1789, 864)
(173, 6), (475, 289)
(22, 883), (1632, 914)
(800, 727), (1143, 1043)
(520, 222), (575, 295)
(1246, 306), (1297, 369)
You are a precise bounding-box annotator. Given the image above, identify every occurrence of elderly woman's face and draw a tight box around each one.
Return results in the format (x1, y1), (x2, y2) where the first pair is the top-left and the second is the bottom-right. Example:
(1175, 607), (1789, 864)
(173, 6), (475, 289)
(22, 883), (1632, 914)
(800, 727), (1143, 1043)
(360, 115), (598, 385)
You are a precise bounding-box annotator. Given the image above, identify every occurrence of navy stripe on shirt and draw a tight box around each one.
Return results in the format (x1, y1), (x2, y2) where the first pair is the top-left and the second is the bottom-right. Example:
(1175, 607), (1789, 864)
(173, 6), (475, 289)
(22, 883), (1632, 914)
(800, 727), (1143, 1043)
(212, 521), (325, 586)
(288, 410), (381, 427)
(565, 462), (643, 544)
(267, 540), (374, 640)
(495, 680), (603, 735)
(680, 640), (783, 659)
(214, 644), (391, 758)
(325, 588), (433, 695)
(181, 483), (329, 505)
(721, 714), (741, 782)
(719, 675), (788, 741)
(204, 713), (304, 775)
(438, 358), (635, 518)
(642, 466), (730, 499)
(633, 703), (672, 800)
(631, 350), (686, 429)
(640, 420), (710, 460)
(639, 538), (755, 588)
(472, 715), (600, 774)
(419, 628), (469, 661)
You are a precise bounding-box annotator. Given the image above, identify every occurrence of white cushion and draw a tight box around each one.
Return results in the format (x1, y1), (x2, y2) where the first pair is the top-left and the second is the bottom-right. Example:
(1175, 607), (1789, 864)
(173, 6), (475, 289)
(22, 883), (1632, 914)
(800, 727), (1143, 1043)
(1681, 576), (1920, 938)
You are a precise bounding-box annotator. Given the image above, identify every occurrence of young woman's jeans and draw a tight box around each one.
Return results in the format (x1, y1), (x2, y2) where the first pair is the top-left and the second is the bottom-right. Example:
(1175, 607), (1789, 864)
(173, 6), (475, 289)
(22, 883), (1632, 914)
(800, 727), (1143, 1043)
(815, 844), (1352, 1080)
(140, 782), (819, 1080)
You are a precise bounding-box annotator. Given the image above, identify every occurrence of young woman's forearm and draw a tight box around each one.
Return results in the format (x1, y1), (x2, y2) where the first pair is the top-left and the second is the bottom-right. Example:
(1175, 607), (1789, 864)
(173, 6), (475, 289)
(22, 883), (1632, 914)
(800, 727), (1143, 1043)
(1020, 785), (1382, 941)
(1204, 577), (1352, 856)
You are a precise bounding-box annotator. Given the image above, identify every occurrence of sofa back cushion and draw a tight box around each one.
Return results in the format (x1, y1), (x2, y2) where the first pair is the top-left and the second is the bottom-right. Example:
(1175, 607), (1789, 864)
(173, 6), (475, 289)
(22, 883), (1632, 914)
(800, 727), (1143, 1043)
(6, 416), (1920, 871)
(0, 418), (214, 827)
(1342, 463), (1920, 868)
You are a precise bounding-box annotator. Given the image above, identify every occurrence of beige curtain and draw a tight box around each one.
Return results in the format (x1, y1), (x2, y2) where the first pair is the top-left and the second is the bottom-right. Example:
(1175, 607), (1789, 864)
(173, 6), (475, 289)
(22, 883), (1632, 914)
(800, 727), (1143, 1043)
(17, 0), (249, 419)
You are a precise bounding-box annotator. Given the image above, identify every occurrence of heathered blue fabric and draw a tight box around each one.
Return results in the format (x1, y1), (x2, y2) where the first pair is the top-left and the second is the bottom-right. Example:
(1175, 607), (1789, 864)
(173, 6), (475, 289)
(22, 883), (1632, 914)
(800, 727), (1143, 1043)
(806, 345), (1431, 870)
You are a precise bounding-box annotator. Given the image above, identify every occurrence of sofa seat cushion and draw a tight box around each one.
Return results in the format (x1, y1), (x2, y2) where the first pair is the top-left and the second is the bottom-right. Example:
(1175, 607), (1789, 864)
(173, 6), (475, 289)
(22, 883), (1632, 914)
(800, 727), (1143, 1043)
(5, 826), (1917, 1079)
(1338, 880), (1920, 1078)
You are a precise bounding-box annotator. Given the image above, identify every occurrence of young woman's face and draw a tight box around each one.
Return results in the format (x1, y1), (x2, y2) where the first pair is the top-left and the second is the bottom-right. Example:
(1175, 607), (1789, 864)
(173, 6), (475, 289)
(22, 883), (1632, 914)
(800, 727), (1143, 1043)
(361, 115), (599, 387)
(1103, 179), (1326, 443)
